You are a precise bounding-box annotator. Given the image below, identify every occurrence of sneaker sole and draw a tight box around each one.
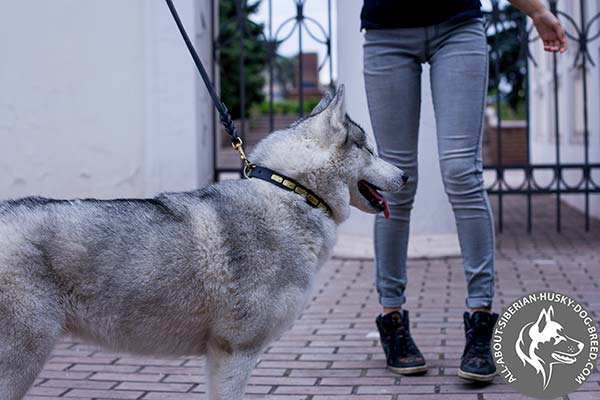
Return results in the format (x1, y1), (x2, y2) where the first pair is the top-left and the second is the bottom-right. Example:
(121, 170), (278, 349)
(388, 364), (428, 375)
(457, 369), (496, 382)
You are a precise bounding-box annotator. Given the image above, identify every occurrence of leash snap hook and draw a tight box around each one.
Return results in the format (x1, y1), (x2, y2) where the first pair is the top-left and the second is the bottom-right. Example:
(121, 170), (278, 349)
(231, 137), (254, 172)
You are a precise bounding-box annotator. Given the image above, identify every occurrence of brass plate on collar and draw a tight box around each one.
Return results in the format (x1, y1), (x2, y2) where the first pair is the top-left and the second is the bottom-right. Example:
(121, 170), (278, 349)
(282, 179), (296, 190)
(295, 186), (308, 196)
(270, 174), (284, 183)
(306, 194), (319, 205)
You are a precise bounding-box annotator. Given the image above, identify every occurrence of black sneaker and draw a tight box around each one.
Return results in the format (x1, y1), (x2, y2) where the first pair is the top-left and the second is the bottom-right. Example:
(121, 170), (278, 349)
(375, 310), (427, 375)
(458, 311), (499, 382)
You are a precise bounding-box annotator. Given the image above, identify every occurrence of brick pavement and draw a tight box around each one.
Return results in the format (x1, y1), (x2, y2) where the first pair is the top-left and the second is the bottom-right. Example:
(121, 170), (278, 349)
(27, 197), (600, 399)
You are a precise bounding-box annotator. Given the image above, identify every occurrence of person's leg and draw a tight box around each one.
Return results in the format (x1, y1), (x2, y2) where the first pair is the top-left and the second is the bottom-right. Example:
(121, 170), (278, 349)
(364, 28), (427, 375)
(428, 18), (497, 382)
(428, 18), (495, 312)
(363, 28), (423, 313)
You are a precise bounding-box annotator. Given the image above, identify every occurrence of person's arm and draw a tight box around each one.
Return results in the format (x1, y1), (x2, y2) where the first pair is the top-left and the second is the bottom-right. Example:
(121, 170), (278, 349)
(507, 0), (567, 53)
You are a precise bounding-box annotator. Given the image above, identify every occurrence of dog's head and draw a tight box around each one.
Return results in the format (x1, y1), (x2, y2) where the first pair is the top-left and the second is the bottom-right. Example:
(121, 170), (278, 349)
(515, 306), (584, 389)
(250, 85), (406, 223)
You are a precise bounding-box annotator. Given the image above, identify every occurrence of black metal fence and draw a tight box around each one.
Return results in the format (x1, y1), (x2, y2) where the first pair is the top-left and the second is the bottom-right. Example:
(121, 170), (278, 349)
(483, 0), (599, 232)
(212, 0), (598, 232)
(212, 0), (333, 179)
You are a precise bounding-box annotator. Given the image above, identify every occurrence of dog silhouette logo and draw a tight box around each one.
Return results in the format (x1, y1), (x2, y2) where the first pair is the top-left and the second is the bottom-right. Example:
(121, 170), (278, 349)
(515, 306), (584, 389)
(492, 291), (598, 399)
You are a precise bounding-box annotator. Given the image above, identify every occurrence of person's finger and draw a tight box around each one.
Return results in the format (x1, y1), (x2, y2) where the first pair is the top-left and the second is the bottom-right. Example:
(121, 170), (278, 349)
(543, 40), (559, 53)
(555, 24), (566, 39)
(557, 27), (568, 52)
(552, 41), (561, 52)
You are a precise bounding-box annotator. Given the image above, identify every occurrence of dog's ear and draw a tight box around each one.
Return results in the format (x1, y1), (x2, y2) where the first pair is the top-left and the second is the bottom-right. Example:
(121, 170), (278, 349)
(310, 84), (347, 145)
(535, 307), (553, 333)
(309, 91), (333, 116)
(328, 84), (346, 123)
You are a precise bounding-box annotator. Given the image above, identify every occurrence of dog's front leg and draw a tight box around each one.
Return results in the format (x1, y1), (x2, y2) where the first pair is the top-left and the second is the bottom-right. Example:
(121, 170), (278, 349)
(206, 345), (260, 400)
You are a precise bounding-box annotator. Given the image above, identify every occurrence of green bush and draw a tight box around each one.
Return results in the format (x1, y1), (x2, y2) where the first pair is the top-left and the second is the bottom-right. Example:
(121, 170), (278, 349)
(251, 98), (322, 116)
(487, 89), (526, 121)
(499, 100), (526, 121)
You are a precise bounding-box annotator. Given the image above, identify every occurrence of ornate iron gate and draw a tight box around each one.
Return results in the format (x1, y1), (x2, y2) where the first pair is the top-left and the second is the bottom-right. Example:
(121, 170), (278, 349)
(483, 0), (599, 232)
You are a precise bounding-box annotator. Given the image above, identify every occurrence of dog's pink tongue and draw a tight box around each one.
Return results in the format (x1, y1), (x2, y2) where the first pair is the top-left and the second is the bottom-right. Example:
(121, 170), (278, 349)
(366, 185), (390, 220)
(382, 198), (390, 219)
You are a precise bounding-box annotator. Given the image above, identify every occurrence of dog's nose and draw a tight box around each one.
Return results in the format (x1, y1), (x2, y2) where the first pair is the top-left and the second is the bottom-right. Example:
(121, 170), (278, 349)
(402, 174), (409, 184)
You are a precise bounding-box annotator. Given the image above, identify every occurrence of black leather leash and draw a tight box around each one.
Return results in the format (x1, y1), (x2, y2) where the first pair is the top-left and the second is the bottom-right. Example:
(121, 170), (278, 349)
(165, 0), (333, 218)
(165, 0), (238, 143)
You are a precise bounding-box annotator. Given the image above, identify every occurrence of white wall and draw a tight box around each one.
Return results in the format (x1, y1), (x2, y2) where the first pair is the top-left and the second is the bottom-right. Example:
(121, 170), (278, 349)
(529, 1), (600, 219)
(336, 0), (457, 237)
(0, 0), (214, 200)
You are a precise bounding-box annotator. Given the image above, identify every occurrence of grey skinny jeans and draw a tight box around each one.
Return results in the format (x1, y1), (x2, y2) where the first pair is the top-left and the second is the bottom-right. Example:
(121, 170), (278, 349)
(363, 17), (495, 309)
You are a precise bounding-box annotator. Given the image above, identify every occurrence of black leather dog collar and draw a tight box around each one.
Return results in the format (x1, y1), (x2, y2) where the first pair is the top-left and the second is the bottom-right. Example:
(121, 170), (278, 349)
(247, 165), (333, 218)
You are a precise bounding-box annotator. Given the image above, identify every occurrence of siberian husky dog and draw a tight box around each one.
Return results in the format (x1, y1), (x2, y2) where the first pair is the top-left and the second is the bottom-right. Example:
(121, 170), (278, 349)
(0, 85), (406, 400)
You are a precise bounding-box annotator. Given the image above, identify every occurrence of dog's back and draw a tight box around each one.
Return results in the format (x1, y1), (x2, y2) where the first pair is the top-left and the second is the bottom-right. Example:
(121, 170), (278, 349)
(0, 194), (212, 351)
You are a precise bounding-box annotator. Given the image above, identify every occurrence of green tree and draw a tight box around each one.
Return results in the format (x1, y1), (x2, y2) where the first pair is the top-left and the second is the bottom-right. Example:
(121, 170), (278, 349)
(486, 5), (527, 112)
(218, 0), (266, 119)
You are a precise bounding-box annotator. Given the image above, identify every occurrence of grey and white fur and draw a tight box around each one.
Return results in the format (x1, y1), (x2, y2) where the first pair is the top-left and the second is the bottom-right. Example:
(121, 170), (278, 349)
(0, 86), (405, 399)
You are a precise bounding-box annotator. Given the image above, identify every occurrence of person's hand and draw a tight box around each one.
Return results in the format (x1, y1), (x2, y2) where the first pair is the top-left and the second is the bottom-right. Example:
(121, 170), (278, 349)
(531, 9), (567, 53)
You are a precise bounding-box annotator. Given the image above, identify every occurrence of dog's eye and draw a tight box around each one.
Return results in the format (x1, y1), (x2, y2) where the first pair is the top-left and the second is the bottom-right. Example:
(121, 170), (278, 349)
(353, 141), (374, 156)
(554, 336), (564, 344)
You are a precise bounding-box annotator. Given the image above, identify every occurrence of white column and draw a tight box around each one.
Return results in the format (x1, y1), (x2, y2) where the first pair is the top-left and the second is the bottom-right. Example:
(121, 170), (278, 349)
(334, 0), (459, 258)
(142, 0), (215, 195)
(0, 0), (214, 200)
